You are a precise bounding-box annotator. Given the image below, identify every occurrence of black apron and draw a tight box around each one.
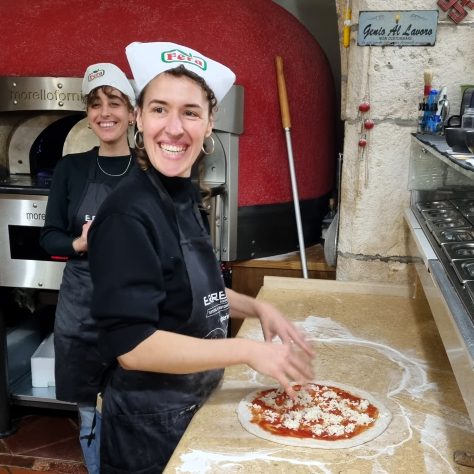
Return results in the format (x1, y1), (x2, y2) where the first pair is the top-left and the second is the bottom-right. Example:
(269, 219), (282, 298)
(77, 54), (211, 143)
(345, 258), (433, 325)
(54, 156), (127, 404)
(100, 171), (229, 473)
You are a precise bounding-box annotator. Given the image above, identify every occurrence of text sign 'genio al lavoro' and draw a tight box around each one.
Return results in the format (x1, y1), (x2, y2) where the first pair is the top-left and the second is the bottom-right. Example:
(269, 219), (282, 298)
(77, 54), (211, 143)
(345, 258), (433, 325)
(358, 10), (438, 46)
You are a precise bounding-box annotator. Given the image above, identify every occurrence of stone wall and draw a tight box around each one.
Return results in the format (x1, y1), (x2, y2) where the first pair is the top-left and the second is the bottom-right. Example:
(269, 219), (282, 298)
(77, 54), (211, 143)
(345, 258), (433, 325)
(336, 0), (474, 283)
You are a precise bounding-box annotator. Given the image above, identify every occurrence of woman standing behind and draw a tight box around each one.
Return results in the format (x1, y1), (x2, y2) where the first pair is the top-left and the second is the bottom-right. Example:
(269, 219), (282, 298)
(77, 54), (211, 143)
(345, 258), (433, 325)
(88, 42), (314, 473)
(40, 63), (136, 474)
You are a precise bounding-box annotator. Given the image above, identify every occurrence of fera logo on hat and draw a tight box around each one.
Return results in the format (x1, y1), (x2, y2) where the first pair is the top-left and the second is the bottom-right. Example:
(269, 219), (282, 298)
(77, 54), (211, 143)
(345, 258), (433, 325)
(126, 41), (236, 104)
(81, 63), (136, 106)
(161, 48), (207, 71)
(88, 68), (105, 82)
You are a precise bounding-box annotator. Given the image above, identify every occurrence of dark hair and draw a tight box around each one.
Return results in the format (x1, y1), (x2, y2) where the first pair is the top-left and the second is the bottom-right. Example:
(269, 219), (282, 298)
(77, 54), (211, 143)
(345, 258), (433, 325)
(135, 65), (217, 174)
(85, 85), (134, 113)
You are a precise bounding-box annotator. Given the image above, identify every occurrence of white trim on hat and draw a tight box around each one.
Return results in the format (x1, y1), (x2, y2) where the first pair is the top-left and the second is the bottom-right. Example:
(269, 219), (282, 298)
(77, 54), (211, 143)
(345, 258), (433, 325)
(82, 63), (136, 106)
(125, 42), (236, 104)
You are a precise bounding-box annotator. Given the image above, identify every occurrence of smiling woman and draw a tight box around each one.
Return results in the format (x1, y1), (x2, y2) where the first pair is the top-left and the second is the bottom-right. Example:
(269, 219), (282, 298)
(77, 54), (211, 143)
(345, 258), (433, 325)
(40, 62), (136, 474)
(87, 41), (315, 474)
(136, 71), (213, 178)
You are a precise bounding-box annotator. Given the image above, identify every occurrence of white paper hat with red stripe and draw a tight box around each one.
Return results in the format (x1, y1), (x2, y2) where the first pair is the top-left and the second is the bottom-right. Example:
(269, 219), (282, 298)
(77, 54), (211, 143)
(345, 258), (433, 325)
(82, 63), (136, 106)
(125, 41), (236, 104)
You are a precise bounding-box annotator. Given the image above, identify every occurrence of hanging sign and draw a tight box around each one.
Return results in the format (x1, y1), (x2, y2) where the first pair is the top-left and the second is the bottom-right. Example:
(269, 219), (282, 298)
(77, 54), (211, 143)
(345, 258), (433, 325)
(357, 10), (438, 46)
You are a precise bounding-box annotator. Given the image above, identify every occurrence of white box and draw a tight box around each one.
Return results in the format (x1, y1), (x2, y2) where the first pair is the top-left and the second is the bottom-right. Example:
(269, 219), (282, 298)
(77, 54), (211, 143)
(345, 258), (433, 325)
(31, 333), (55, 388)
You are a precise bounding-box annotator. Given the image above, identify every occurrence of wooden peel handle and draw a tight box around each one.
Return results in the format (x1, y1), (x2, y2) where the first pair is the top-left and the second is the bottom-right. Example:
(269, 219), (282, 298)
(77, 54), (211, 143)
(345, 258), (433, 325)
(275, 56), (291, 129)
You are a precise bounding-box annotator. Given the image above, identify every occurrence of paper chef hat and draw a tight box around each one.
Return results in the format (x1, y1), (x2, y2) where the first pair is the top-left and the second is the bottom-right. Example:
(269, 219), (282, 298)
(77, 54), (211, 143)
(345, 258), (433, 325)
(125, 42), (236, 104)
(82, 63), (136, 106)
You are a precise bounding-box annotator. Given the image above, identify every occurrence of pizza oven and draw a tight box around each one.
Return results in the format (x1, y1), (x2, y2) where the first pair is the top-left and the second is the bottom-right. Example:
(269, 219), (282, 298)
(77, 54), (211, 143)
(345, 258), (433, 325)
(0, 76), (243, 291)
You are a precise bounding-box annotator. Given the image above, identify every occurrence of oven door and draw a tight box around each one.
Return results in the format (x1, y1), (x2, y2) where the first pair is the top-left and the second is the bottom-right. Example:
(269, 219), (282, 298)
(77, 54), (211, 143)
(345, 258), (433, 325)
(0, 194), (65, 290)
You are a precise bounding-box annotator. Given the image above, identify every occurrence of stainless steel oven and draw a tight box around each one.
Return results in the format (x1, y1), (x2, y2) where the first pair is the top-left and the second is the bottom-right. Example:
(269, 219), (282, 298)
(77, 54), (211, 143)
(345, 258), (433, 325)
(0, 193), (65, 290)
(0, 77), (243, 425)
(0, 77), (244, 292)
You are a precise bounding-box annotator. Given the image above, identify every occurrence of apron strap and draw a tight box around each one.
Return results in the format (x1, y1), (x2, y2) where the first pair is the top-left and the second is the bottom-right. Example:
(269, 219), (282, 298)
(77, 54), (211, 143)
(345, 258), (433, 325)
(84, 412), (97, 447)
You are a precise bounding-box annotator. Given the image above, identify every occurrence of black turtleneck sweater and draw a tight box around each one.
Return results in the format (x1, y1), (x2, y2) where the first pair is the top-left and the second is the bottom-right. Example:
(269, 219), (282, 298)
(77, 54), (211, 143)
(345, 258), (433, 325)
(40, 148), (133, 257)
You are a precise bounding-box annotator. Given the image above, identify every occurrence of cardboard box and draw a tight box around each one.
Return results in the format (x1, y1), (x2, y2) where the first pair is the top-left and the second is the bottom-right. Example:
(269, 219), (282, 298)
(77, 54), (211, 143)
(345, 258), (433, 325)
(30, 333), (55, 388)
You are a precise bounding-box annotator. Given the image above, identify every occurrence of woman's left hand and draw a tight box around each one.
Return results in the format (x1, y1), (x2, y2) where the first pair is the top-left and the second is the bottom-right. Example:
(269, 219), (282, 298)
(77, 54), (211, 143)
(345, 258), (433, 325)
(256, 300), (314, 358)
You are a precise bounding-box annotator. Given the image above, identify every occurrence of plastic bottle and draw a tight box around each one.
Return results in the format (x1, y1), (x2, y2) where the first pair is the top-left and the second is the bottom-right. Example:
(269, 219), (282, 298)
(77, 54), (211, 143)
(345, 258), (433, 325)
(439, 95), (450, 123)
(423, 89), (438, 133)
(462, 108), (474, 129)
(417, 93), (426, 133)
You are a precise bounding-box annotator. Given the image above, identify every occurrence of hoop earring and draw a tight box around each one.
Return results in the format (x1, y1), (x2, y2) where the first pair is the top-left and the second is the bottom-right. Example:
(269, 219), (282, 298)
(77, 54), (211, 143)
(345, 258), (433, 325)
(201, 135), (215, 155)
(134, 130), (145, 150)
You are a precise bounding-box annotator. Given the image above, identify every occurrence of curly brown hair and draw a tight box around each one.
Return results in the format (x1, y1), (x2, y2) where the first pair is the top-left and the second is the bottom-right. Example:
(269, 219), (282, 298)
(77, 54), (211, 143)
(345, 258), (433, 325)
(85, 85), (134, 112)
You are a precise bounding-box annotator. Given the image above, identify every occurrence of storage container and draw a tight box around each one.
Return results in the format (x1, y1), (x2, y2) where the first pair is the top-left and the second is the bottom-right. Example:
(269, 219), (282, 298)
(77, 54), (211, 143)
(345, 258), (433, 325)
(462, 108), (474, 129)
(30, 333), (55, 388)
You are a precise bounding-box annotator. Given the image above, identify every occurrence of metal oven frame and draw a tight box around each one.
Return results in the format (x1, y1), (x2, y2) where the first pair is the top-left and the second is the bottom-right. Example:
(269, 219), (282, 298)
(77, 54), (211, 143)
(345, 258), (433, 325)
(0, 77), (243, 429)
(0, 77), (244, 293)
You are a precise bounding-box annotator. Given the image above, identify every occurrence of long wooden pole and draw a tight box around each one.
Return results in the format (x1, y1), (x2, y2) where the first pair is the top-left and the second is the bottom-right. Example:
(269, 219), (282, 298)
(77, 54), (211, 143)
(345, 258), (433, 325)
(275, 56), (308, 279)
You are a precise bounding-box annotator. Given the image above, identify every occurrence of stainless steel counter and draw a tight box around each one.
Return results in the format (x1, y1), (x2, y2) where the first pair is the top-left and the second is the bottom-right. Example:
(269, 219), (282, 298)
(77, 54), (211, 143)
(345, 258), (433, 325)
(405, 207), (474, 425)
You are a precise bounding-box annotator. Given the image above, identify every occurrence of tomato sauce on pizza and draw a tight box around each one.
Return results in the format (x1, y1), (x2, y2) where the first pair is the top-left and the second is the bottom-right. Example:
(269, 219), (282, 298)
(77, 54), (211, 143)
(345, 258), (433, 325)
(249, 383), (379, 441)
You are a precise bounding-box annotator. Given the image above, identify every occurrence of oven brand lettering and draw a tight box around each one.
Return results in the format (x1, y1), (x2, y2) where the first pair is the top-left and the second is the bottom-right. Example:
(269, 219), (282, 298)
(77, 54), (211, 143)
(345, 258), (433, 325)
(161, 49), (207, 71)
(203, 290), (226, 306)
(26, 212), (45, 221)
(10, 90), (83, 104)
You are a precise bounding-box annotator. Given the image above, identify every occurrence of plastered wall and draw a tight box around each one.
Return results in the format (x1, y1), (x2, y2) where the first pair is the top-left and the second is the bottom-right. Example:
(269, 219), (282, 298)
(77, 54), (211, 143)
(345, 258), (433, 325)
(336, 0), (474, 284)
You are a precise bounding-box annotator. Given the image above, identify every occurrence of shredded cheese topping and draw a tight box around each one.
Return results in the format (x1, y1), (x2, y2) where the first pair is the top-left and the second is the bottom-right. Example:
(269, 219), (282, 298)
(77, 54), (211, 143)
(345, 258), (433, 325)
(250, 384), (378, 440)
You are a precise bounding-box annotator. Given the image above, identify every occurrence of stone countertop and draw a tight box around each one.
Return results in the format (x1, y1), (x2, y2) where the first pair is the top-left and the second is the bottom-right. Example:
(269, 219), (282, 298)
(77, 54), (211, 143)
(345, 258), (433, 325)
(164, 277), (474, 473)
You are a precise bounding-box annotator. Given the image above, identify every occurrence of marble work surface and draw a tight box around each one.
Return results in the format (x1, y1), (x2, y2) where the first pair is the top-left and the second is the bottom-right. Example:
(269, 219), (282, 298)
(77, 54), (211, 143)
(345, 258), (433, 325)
(164, 277), (474, 473)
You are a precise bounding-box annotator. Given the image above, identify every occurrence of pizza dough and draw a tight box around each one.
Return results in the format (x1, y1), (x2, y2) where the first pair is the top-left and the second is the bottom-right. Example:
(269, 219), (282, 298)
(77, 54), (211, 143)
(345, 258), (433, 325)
(237, 380), (392, 449)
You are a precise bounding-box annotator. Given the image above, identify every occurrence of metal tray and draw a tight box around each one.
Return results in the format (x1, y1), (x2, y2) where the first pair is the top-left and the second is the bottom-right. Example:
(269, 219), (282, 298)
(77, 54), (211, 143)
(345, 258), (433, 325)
(442, 242), (474, 261)
(457, 207), (474, 218)
(431, 228), (474, 246)
(452, 258), (474, 284)
(416, 200), (455, 211)
(451, 198), (474, 209)
(426, 217), (472, 232)
(421, 208), (463, 220)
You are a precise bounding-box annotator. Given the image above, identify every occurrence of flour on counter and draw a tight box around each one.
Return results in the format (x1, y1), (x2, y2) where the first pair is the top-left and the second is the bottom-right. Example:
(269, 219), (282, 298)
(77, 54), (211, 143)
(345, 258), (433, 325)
(176, 448), (334, 474)
(204, 315), (474, 473)
(419, 414), (458, 474)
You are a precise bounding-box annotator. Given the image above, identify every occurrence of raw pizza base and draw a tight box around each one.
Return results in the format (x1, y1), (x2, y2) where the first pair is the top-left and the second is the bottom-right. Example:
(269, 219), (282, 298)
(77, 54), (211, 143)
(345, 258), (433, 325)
(237, 380), (392, 449)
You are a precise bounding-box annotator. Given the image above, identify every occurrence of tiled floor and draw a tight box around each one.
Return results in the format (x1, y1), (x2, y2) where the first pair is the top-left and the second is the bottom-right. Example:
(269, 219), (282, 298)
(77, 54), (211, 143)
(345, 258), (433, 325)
(0, 406), (86, 473)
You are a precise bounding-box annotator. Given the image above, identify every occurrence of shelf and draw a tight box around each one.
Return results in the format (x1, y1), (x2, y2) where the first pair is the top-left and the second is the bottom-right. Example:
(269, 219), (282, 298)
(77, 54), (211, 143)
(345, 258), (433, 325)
(10, 371), (75, 410)
(409, 136), (474, 192)
(412, 135), (474, 180)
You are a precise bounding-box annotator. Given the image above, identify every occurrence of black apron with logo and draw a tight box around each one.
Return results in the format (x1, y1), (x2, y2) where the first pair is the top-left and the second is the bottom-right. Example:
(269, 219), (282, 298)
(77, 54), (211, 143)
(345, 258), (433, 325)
(100, 171), (229, 473)
(54, 157), (127, 404)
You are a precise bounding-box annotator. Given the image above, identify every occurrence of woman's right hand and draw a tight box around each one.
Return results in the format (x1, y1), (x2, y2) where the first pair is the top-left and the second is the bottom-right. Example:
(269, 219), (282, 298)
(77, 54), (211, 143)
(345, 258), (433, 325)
(72, 221), (92, 254)
(245, 339), (314, 398)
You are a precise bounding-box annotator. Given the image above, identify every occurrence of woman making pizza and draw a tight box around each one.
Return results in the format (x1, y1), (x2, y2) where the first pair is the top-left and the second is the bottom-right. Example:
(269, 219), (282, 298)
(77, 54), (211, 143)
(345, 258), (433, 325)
(40, 63), (136, 474)
(87, 41), (314, 473)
